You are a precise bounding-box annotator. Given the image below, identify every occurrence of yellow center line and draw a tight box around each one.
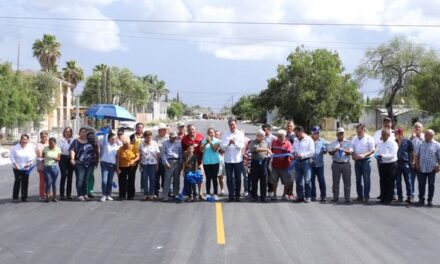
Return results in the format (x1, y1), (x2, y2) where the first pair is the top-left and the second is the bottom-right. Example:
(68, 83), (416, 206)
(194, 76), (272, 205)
(216, 202), (226, 245)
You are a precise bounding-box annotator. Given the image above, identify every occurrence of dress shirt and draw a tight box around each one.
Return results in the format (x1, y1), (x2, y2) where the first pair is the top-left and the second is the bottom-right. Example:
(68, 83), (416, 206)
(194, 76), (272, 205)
(9, 143), (36, 169)
(374, 129), (395, 145)
(329, 139), (353, 163)
(417, 140), (440, 173)
(99, 137), (120, 164)
(397, 138), (413, 163)
(140, 140), (160, 165)
(221, 130), (245, 163)
(312, 138), (327, 167)
(293, 136), (315, 159)
(376, 139), (398, 163)
(352, 134), (375, 157)
(161, 139), (182, 166)
(58, 137), (74, 156)
(411, 134), (424, 154)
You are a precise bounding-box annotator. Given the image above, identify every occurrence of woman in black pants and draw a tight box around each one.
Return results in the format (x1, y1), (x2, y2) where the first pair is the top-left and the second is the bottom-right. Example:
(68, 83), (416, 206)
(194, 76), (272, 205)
(201, 128), (221, 200)
(58, 127), (74, 200)
(116, 137), (139, 200)
(9, 134), (36, 202)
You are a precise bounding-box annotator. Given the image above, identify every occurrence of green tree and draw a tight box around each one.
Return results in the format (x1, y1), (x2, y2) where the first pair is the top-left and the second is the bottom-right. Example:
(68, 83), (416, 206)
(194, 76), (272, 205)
(62, 60), (84, 86)
(32, 34), (61, 72)
(258, 47), (362, 130)
(410, 62), (440, 113)
(356, 36), (435, 127)
(0, 63), (36, 128)
(231, 94), (263, 121)
(167, 101), (184, 119)
(140, 75), (169, 102)
(32, 71), (59, 123)
(82, 66), (148, 107)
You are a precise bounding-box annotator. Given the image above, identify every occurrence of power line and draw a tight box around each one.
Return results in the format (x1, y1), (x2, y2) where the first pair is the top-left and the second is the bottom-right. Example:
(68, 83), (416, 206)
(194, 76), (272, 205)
(2, 16), (440, 28)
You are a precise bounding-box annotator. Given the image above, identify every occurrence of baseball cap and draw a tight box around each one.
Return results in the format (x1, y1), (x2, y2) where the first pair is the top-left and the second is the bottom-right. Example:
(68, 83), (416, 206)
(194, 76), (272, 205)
(395, 128), (404, 135)
(337, 127), (345, 133)
(177, 121), (185, 127)
(169, 131), (177, 138)
(158, 123), (167, 130)
(311, 126), (320, 134)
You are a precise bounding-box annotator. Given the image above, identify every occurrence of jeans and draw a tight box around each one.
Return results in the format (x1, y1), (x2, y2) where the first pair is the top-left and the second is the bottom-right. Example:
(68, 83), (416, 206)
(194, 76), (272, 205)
(395, 161), (413, 199)
(59, 155), (74, 198)
(250, 159), (267, 200)
(225, 162), (243, 199)
(101, 162), (116, 196)
(44, 165), (59, 194)
(410, 168), (418, 198)
(118, 166), (136, 199)
(74, 163), (93, 197)
(355, 159), (371, 199)
(311, 166), (326, 199)
(242, 164), (250, 192)
(163, 160), (181, 199)
(155, 163), (166, 196)
(295, 159), (312, 199)
(12, 169), (29, 201)
(418, 172), (436, 202)
(204, 163), (219, 195)
(141, 164), (157, 196)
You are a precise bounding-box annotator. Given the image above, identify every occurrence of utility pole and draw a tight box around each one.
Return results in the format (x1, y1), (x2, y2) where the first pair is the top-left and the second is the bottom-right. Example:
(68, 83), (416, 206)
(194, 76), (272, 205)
(16, 42), (20, 72)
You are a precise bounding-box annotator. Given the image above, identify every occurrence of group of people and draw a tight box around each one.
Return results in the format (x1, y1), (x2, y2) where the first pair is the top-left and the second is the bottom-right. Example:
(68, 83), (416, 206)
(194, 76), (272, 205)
(8, 117), (440, 206)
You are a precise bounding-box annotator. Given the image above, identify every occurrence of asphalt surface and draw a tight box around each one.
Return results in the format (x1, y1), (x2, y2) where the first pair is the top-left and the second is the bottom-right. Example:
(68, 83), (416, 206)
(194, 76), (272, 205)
(1, 120), (440, 264)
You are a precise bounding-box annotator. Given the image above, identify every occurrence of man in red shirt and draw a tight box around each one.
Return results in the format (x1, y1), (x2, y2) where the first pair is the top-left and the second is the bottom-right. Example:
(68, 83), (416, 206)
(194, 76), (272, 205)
(181, 124), (205, 198)
(271, 129), (293, 200)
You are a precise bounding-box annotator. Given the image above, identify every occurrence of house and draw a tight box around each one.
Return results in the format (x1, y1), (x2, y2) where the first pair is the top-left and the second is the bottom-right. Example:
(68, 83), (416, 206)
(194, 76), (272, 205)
(135, 101), (168, 123)
(359, 105), (432, 129)
(38, 78), (75, 134)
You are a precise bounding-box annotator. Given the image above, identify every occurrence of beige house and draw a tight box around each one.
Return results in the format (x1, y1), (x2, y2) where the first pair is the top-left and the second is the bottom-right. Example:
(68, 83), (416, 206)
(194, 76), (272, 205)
(38, 78), (76, 134)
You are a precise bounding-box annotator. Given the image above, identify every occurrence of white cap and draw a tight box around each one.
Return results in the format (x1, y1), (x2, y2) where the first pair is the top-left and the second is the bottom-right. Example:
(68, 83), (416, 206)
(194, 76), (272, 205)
(158, 123), (167, 130)
(337, 127), (345, 133)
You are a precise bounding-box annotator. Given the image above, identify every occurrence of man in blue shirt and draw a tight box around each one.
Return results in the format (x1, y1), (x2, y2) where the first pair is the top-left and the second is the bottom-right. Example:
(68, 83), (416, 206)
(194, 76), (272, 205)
(161, 131), (183, 201)
(310, 126), (327, 202)
(395, 128), (414, 203)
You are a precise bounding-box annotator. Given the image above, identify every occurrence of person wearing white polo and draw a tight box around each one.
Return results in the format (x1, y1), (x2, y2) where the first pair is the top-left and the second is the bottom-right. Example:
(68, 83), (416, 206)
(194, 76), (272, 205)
(221, 118), (245, 202)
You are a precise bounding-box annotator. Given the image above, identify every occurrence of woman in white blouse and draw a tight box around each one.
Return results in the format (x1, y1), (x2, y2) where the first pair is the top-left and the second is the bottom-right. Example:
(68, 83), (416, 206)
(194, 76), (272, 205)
(99, 132), (120, 202)
(58, 127), (74, 200)
(376, 128), (398, 205)
(140, 130), (160, 201)
(9, 134), (36, 202)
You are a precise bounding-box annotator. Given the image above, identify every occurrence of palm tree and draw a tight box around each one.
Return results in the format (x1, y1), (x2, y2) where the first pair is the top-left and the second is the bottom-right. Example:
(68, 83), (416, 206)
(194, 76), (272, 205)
(140, 75), (169, 102)
(32, 34), (61, 72)
(93, 63), (108, 73)
(62, 60), (84, 86)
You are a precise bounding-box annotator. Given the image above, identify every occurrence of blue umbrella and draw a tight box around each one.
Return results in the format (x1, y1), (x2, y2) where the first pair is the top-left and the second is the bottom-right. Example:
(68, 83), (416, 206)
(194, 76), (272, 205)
(85, 104), (136, 121)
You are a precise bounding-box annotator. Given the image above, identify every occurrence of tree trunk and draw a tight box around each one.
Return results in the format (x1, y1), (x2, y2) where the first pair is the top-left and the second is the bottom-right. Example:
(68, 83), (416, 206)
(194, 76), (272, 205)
(385, 89), (398, 129)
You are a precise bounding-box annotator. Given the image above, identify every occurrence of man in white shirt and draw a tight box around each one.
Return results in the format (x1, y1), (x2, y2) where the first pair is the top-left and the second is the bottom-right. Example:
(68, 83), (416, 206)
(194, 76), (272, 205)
(221, 118), (245, 202)
(376, 129), (399, 204)
(293, 126), (315, 203)
(373, 117), (395, 144)
(352, 123), (375, 202)
(262, 124), (276, 198)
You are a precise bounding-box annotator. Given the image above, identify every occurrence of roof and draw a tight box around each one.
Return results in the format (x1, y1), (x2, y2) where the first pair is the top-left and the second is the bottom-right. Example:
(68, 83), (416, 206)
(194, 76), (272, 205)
(376, 106), (428, 116)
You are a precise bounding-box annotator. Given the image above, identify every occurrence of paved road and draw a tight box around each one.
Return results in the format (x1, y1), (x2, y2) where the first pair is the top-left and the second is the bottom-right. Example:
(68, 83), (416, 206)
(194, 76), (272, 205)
(1, 120), (440, 264)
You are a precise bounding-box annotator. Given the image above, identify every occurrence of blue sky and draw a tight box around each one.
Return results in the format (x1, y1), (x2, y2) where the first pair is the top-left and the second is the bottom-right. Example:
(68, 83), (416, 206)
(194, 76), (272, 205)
(1, 0), (440, 111)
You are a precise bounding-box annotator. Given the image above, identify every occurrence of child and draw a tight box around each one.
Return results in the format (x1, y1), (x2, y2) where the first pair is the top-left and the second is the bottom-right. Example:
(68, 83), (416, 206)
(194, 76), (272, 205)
(183, 145), (200, 202)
